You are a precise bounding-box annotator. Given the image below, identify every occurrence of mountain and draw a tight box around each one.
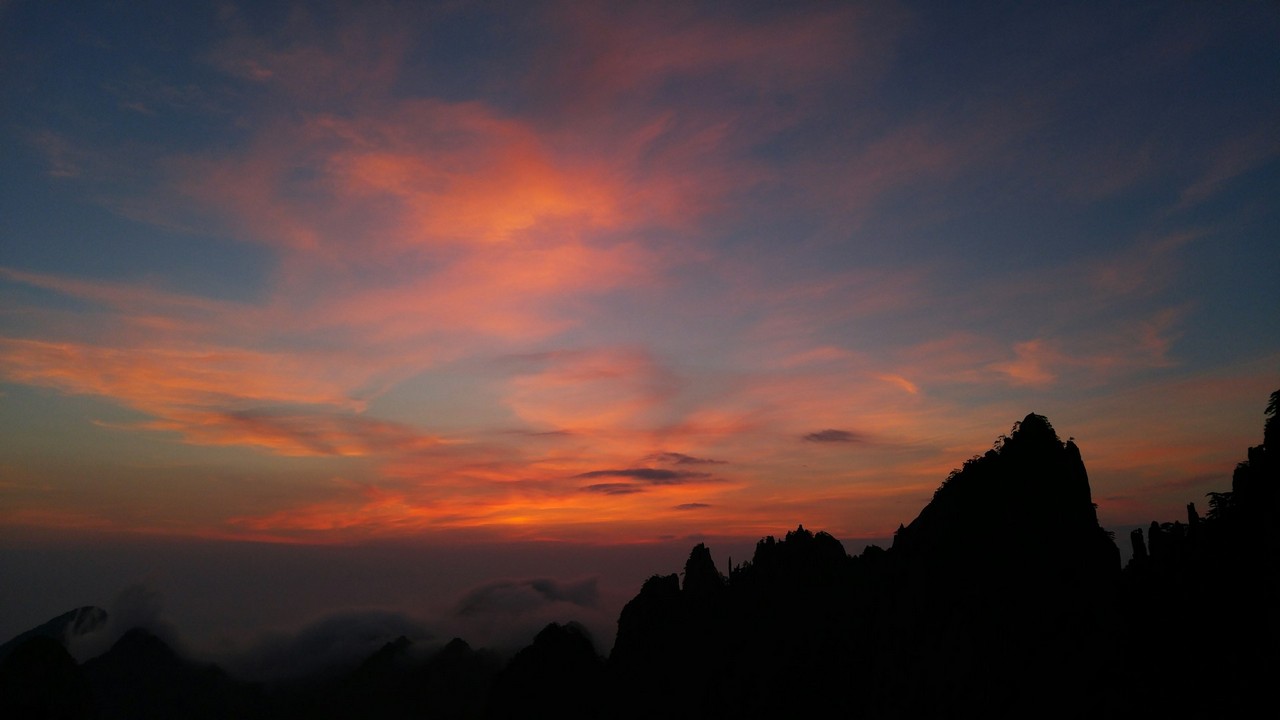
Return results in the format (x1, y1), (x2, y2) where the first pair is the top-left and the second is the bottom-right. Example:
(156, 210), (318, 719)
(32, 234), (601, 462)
(489, 622), (605, 719)
(606, 411), (1129, 716)
(276, 636), (502, 720)
(1119, 390), (1280, 716)
(0, 606), (107, 662)
(892, 412), (1119, 584)
(604, 402), (1276, 718)
(5, 399), (1277, 718)
(82, 628), (264, 720)
(0, 634), (93, 719)
(876, 413), (1123, 717)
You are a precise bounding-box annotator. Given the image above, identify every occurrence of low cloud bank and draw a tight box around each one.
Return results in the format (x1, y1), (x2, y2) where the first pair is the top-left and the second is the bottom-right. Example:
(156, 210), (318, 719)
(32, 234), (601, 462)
(446, 576), (612, 656)
(225, 609), (436, 681)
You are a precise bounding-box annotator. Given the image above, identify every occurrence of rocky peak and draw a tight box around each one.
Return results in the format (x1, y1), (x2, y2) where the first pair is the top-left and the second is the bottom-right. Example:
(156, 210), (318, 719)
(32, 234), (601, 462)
(682, 543), (724, 598)
(893, 413), (1119, 583)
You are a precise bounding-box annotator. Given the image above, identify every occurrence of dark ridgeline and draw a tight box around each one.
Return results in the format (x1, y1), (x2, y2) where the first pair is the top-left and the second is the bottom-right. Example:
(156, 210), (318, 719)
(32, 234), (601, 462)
(0, 635), (93, 719)
(488, 622), (605, 719)
(609, 413), (1125, 718)
(78, 628), (262, 720)
(279, 635), (503, 720)
(1, 394), (1276, 718)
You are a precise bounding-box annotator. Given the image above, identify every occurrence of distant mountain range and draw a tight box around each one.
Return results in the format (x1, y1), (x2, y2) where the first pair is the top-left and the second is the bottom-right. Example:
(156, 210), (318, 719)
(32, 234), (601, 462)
(3, 394), (1276, 718)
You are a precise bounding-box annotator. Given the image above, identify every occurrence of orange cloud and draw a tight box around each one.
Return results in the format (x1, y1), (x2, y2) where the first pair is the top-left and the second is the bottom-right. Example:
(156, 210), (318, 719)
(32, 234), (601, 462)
(0, 339), (357, 409)
(503, 348), (678, 432)
(180, 99), (633, 259)
(0, 338), (432, 457)
(225, 461), (741, 542)
(141, 409), (436, 458)
(877, 374), (920, 395)
(0, 70), (686, 467)
(304, 237), (653, 346)
(313, 104), (624, 250)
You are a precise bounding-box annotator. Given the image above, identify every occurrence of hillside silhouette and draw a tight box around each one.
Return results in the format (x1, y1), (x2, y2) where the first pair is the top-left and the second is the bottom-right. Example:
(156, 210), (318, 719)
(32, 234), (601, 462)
(2, 394), (1276, 718)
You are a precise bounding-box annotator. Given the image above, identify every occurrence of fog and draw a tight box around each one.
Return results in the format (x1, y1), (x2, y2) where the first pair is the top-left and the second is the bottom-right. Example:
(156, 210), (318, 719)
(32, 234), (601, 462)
(1, 528), (846, 675)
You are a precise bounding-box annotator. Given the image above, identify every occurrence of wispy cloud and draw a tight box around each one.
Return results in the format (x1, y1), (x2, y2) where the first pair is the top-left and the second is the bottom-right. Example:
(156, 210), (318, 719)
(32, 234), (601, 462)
(0, 338), (426, 457)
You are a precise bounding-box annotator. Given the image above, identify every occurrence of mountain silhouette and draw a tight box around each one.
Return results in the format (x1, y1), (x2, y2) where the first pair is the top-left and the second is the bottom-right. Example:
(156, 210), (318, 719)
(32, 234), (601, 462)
(878, 413), (1124, 716)
(4, 397), (1277, 717)
(606, 412), (1135, 717)
(0, 606), (107, 663)
(0, 634), (93, 719)
(1119, 390), (1279, 715)
(892, 412), (1119, 582)
(81, 628), (264, 720)
(258, 634), (502, 720)
(488, 622), (604, 719)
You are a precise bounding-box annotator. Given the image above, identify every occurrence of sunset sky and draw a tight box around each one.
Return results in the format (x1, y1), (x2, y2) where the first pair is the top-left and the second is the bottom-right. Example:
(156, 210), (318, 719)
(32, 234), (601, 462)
(2, 1), (1278, 652)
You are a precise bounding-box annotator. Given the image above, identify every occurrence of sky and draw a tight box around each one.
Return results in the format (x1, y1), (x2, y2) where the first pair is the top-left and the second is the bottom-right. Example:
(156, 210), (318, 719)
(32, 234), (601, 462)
(1, 1), (1278, 656)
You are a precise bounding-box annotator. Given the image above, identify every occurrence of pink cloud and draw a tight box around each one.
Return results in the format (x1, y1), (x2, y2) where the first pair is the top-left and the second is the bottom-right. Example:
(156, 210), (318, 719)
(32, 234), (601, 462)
(990, 339), (1062, 387)
(503, 348), (680, 433)
(876, 374), (920, 395)
(989, 310), (1180, 389)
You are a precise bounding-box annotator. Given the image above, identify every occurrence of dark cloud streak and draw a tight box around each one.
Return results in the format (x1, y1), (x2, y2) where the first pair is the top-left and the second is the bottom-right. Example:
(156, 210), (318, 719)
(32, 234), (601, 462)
(646, 452), (726, 465)
(581, 483), (646, 495)
(573, 468), (710, 483)
(803, 429), (867, 444)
